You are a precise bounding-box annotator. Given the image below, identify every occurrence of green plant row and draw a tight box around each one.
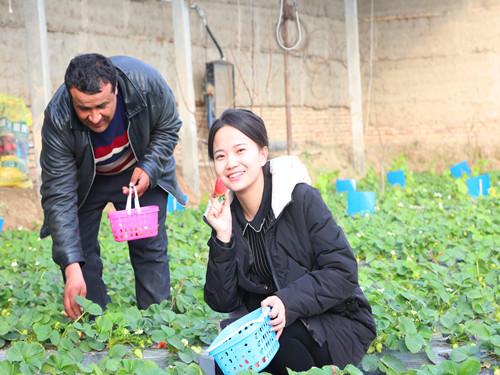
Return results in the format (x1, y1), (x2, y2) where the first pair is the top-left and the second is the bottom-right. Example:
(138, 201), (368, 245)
(0, 165), (499, 375)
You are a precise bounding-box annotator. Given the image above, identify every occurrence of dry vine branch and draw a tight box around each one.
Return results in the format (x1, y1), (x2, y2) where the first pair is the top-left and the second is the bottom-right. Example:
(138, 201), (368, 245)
(229, 23), (279, 114)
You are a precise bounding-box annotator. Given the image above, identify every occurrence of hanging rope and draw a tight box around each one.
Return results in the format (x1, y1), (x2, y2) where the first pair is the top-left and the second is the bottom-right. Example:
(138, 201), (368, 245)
(276, 0), (302, 50)
(9, 0), (13, 13)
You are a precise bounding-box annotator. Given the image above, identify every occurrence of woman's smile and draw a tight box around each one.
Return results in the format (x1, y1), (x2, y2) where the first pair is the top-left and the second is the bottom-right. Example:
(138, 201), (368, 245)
(213, 125), (268, 197)
(227, 171), (245, 181)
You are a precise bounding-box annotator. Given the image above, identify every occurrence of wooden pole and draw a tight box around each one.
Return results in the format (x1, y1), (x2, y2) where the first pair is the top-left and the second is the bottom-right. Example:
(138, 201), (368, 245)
(23, 0), (51, 196)
(283, 1), (293, 155)
(172, 0), (200, 197)
(344, 0), (365, 174)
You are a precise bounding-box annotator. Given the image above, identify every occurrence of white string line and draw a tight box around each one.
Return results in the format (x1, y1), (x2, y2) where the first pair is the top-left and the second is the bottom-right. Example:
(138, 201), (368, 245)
(276, 0), (302, 51)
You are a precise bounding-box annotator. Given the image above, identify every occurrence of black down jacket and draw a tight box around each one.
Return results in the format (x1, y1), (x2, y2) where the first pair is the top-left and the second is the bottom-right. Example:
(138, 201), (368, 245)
(204, 156), (376, 368)
(40, 56), (185, 270)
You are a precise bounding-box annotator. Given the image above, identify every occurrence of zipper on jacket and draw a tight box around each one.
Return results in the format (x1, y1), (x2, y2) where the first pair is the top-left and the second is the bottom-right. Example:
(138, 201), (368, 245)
(262, 197), (296, 290)
(263, 212), (288, 291)
(78, 131), (96, 209)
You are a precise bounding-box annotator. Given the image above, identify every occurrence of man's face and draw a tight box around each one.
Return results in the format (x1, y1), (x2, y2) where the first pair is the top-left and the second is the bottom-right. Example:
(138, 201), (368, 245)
(70, 82), (118, 133)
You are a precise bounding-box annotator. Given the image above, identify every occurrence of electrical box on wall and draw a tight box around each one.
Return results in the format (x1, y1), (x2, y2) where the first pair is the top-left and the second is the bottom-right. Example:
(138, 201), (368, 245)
(205, 60), (235, 125)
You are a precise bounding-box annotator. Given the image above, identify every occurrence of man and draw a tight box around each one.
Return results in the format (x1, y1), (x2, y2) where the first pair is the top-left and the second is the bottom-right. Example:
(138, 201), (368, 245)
(40, 53), (186, 320)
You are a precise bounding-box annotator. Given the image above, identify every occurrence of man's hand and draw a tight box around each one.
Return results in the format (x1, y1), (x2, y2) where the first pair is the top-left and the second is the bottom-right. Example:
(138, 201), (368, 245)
(63, 262), (87, 320)
(122, 167), (150, 197)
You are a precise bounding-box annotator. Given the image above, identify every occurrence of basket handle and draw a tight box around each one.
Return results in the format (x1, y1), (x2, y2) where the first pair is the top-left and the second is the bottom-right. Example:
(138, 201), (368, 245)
(208, 306), (271, 353)
(126, 185), (141, 215)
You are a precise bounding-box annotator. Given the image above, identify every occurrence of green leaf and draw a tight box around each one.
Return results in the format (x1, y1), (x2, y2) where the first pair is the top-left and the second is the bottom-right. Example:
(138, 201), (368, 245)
(68, 329), (81, 343)
(457, 359), (481, 375)
(160, 324), (175, 336)
(424, 344), (436, 364)
(75, 296), (92, 309)
(167, 336), (185, 350)
(178, 349), (196, 363)
(379, 354), (406, 374)
(439, 360), (459, 375)
(34, 324), (52, 341)
(490, 335), (500, 347)
(343, 364), (364, 375)
(87, 339), (106, 351)
(95, 316), (113, 332)
(159, 309), (177, 322)
(83, 362), (104, 374)
(6, 341), (44, 363)
(41, 354), (76, 375)
(306, 368), (329, 375)
(144, 368), (169, 375)
(78, 340), (92, 352)
(399, 316), (417, 334)
(87, 302), (103, 316)
(124, 307), (142, 324)
(50, 330), (60, 345)
(0, 361), (21, 375)
(449, 346), (479, 362)
(416, 364), (444, 375)
(361, 354), (380, 372)
(405, 332), (426, 353)
(6, 342), (45, 375)
(106, 358), (120, 372)
(59, 337), (75, 350)
(151, 329), (168, 343)
(109, 344), (129, 359)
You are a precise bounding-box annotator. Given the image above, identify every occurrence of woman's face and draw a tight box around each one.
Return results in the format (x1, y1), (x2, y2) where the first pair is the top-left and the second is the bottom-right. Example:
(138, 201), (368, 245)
(212, 125), (268, 196)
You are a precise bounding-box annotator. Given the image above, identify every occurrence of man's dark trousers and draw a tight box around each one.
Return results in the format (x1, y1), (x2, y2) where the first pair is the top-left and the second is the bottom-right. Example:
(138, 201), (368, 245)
(75, 168), (170, 310)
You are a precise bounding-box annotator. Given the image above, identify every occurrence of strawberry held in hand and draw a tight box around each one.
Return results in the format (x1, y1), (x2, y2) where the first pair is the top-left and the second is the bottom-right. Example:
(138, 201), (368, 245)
(214, 178), (227, 203)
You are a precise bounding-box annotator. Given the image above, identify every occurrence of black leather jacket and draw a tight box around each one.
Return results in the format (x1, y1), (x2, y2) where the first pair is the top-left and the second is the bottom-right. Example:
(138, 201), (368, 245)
(204, 157), (376, 366)
(40, 56), (185, 270)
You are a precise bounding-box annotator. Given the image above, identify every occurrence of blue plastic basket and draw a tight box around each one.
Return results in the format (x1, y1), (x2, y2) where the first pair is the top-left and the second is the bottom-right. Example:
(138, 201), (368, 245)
(208, 307), (280, 374)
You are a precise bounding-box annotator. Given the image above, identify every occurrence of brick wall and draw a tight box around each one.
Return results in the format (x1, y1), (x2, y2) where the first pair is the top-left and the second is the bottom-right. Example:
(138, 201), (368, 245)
(2, 0), (500, 195)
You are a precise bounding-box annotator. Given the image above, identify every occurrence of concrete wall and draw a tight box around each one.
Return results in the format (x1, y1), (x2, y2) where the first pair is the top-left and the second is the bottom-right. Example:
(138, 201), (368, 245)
(357, 0), (500, 168)
(1, 0), (499, 191)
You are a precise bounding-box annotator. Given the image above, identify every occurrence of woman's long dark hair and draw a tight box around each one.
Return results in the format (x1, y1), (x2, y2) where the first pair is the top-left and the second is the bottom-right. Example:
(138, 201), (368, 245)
(208, 109), (269, 160)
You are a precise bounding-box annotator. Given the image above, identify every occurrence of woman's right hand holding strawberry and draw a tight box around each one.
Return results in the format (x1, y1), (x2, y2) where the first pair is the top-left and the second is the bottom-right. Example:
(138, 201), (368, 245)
(206, 182), (232, 243)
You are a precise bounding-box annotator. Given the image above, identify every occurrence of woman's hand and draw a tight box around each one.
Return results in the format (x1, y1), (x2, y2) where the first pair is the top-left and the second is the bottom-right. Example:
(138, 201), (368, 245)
(205, 190), (232, 243)
(261, 295), (286, 340)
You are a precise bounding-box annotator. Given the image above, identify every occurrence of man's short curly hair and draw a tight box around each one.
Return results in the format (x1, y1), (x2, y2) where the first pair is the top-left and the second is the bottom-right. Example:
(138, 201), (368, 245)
(64, 53), (117, 94)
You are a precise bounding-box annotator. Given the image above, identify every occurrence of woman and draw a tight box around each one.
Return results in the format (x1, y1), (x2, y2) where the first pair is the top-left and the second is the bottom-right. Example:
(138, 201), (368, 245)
(204, 109), (376, 374)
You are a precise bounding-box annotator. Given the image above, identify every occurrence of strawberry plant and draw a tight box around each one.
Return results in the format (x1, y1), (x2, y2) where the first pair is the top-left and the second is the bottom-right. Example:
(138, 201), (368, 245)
(0, 167), (498, 375)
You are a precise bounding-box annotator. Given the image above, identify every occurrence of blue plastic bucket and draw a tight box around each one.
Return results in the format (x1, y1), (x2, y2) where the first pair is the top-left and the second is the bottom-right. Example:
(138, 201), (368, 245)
(466, 174), (491, 197)
(450, 161), (471, 178)
(347, 191), (376, 216)
(208, 307), (280, 374)
(336, 178), (356, 193)
(387, 170), (406, 187)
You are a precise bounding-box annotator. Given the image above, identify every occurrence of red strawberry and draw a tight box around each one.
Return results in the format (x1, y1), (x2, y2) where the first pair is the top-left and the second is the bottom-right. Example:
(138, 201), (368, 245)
(157, 341), (167, 348)
(214, 178), (227, 203)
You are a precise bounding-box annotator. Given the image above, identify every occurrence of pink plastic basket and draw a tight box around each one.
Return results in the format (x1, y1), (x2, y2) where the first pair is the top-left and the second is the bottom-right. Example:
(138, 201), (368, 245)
(107, 186), (159, 242)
